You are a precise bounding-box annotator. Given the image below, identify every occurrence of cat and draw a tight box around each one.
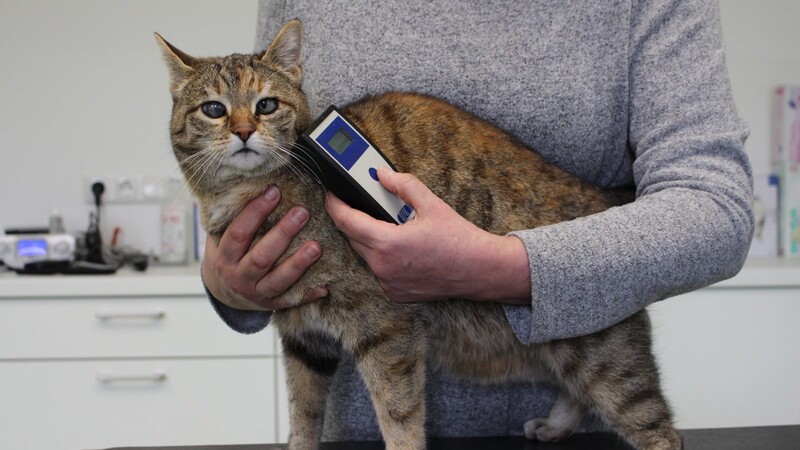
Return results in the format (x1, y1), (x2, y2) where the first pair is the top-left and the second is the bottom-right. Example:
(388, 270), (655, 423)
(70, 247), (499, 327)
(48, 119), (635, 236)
(156, 19), (682, 450)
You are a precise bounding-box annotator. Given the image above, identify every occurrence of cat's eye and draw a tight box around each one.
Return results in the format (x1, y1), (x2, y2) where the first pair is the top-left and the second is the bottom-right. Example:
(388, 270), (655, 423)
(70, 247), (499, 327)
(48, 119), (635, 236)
(201, 101), (226, 119)
(256, 98), (279, 115)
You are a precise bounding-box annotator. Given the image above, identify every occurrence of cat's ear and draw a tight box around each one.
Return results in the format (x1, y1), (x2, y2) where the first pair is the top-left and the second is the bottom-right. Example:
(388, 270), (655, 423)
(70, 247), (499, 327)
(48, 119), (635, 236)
(261, 19), (304, 85)
(154, 33), (197, 95)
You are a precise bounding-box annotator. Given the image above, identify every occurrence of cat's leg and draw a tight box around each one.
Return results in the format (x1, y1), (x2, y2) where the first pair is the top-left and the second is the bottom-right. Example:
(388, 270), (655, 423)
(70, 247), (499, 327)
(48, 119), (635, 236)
(524, 390), (588, 442)
(351, 322), (427, 450)
(541, 314), (683, 450)
(281, 331), (341, 450)
(580, 377), (682, 450)
(564, 373), (682, 450)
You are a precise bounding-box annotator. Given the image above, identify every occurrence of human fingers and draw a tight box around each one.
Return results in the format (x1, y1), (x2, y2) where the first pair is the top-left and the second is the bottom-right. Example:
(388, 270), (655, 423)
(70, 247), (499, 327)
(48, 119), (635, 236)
(236, 206), (311, 282)
(324, 192), (393, 247)
(217, 186), (281, 263)
(253, 241), (327, 308)
(201, 236), (232, 303)
(201, 247), (267, 311)
(204, 229), (326, 311)
(253, 240), (320, 299)
(376, 167), (435, 211)
(257, 285), (329, 311)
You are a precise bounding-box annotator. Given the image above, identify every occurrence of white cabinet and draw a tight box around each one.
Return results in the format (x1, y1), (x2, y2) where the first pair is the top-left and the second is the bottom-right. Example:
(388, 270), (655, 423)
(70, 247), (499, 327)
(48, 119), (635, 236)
(0, 267), (280, 449)
(648, 258), (800, 429)
(0, 297), (274, 359)
(1, 359), (276, 449)
(1, 260), (798, 448)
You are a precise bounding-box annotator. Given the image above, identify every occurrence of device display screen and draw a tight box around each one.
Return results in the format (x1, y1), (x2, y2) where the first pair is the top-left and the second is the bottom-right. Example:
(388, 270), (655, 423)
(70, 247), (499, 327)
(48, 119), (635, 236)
(327, 129), (353, 155)
(17, 239), (47, 257)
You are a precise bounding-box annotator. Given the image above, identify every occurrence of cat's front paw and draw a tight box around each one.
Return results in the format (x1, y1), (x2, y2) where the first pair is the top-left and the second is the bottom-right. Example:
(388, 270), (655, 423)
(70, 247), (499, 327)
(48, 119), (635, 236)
(524, 417), (575, 442)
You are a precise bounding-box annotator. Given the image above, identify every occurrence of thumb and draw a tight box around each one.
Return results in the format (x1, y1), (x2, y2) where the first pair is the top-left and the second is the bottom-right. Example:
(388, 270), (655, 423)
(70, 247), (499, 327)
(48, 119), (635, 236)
(377, 167), (433, 210)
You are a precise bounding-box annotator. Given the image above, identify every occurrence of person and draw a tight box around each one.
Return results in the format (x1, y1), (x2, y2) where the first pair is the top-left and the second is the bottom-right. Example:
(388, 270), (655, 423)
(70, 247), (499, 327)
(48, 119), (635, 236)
(201, 0), (753, 440)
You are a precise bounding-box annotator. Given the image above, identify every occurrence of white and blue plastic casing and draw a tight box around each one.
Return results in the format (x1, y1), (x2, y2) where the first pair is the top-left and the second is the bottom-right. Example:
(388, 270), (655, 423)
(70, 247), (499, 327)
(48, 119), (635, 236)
(305, 107), (415, 224)
(0, 234), (76, 270)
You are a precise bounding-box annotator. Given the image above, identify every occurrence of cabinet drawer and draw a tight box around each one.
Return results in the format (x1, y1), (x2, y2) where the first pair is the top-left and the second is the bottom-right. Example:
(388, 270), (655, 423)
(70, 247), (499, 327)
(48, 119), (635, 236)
(0, 297), (275, 359)
(0, 358), (280, 449)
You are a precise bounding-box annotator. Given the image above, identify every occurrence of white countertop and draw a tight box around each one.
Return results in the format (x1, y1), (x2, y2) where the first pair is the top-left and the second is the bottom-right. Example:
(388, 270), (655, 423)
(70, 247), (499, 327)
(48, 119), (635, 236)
(0, 258), (798, 299)
(0, 265), (206, 298)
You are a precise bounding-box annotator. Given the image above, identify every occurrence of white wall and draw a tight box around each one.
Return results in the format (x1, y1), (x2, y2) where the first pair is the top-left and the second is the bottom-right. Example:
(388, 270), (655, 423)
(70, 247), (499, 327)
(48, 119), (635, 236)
(2, 1), (798, 256)
(650, 284), (800, 429)
(0, 0), (258, 254)
(719, 0), (800, 176)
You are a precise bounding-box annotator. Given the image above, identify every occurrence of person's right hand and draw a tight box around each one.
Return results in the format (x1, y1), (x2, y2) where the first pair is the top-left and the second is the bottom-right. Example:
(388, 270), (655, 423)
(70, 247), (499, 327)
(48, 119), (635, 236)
(201, 186), (329, 311)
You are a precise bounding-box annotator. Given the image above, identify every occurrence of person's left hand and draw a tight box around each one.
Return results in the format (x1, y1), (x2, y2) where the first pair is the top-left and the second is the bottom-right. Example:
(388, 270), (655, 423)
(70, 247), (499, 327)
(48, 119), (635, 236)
(324, 167), (530, 304)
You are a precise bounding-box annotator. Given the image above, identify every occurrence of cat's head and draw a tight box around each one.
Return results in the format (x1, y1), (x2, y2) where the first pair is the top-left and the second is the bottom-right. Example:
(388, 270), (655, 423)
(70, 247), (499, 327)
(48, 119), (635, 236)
(156, 20), (311, 196)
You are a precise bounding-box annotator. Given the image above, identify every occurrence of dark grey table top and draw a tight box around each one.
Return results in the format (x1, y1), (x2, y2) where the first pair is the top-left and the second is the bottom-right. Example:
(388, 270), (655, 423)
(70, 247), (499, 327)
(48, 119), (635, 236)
(106, 425), (800, 450)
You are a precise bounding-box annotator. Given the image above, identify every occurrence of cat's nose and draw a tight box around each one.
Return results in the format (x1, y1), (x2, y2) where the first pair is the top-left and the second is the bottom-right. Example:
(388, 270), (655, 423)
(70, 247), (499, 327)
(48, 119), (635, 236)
(233, 126), (255, 142)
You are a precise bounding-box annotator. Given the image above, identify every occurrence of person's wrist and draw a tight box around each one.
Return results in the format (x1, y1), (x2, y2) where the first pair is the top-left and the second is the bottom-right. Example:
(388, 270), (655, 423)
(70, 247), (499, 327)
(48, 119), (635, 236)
(471, 235), (531, 305)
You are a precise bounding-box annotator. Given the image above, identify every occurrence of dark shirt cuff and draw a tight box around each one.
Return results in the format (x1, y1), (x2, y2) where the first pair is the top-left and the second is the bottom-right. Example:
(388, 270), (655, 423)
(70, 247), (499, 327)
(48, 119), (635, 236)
(202, 277), (271, 334)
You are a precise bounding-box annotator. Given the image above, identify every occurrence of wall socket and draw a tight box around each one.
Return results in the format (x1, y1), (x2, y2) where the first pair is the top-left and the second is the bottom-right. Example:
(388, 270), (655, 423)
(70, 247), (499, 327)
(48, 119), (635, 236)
(84, 175), (186, 204)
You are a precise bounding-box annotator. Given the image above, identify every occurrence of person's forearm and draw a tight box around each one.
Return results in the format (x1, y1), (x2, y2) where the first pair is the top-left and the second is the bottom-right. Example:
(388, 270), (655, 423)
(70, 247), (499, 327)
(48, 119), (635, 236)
(463, 235), (530, 305)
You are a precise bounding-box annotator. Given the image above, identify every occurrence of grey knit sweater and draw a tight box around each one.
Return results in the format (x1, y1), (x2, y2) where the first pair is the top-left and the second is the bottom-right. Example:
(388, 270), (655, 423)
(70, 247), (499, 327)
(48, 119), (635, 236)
(209, 0), (753, 440)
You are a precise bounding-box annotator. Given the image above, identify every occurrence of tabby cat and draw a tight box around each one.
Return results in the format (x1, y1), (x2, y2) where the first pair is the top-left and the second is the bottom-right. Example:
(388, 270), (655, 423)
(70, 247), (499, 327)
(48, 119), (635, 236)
(157, 19), (682, 450)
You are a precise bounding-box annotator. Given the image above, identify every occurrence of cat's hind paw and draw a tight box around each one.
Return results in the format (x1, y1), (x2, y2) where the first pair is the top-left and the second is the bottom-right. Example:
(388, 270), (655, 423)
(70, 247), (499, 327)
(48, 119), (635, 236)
(524, 418), (575, 442)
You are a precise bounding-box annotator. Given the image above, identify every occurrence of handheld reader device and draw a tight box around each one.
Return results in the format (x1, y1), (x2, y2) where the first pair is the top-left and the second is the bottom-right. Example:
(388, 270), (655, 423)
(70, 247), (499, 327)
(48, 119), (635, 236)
(297, 106), (415, 224)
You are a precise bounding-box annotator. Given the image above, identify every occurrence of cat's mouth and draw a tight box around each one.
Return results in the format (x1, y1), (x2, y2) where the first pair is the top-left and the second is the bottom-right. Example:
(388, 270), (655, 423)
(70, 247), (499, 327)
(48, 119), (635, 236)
(233, 147), (259, 156)
(217, 133), (287, 177)
(220, 140), (270, 174)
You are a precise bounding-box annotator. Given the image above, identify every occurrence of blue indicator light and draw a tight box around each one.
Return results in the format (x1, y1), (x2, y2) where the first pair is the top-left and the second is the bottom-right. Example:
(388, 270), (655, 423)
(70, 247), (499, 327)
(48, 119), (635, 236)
(18, 239), (47, 257)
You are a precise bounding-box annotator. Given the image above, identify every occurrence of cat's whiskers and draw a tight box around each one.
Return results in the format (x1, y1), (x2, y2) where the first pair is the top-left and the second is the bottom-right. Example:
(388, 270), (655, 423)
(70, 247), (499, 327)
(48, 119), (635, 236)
(288, 141), (325, 183)
(182, 148), (219, 191)
(142, 146), (218, 208)
(271, 144), (322, 191)
(159, 149), (226, 230)
(164, 148), (220, 213)
(265, 146), (304, 183)
(273, 141), (324, 187)
(145, 149), (212, 231)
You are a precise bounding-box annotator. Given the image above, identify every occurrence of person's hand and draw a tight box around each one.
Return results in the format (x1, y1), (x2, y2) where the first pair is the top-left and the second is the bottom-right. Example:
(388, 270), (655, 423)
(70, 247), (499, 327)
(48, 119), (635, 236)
(324, 167), (530, 304)
(202, 186), (329, 311)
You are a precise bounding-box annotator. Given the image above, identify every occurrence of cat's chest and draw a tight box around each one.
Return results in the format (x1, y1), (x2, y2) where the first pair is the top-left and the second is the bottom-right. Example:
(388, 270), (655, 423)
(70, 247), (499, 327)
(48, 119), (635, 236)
(201, 176), (323, 239)
(202, 182), (272, 237)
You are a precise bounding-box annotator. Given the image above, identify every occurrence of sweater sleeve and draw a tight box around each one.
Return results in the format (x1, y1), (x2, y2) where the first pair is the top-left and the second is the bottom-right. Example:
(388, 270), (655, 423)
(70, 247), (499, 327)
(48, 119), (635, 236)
(503, 0), (753, 344)
(203, 276), (272, 335)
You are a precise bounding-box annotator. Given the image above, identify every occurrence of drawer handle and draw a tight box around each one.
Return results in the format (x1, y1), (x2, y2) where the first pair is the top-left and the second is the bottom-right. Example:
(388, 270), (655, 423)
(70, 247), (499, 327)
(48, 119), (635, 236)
(96, 371), (168, 384)
(95, 310), (166, 321)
